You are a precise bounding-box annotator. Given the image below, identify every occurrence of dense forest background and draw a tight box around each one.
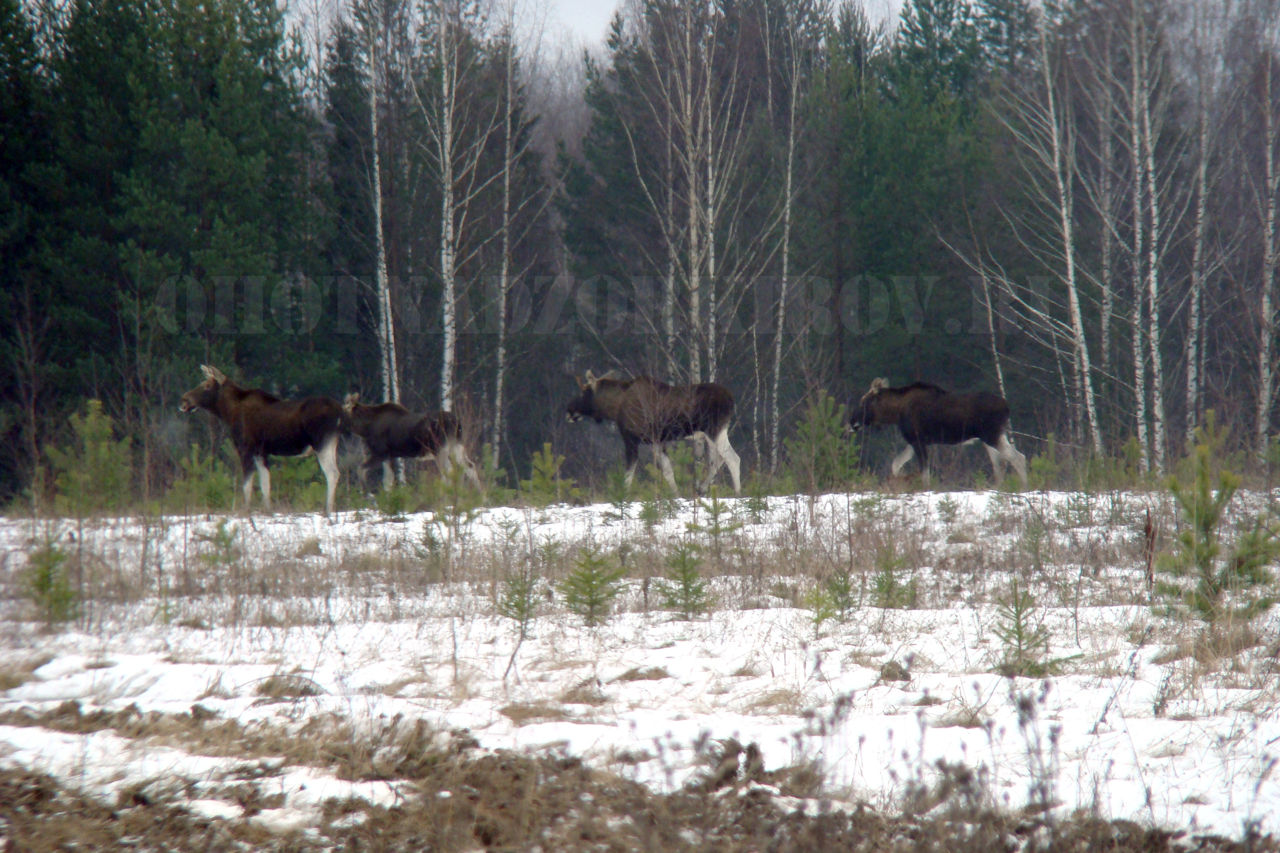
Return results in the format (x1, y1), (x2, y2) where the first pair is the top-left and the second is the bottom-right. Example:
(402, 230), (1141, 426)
(2, 0), (1279, 502)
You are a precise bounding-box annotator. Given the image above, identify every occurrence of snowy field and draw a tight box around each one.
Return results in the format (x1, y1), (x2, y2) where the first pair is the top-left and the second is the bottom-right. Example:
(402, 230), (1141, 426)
(0, 490), (1277, 842)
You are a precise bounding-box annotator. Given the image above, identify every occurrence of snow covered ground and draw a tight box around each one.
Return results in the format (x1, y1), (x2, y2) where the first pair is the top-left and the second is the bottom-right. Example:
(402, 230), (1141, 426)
(0, 490), (1277, 840)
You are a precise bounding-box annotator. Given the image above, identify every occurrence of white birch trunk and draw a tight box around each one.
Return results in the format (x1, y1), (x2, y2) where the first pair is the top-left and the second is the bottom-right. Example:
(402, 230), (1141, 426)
(979, 265), (1007, 400)
(1098, 27), (1116, 383)
(1041, 26), (1104, 455)
(769, 58), (797, 473)
(1258, 57), (1277, 456)
(1140, 42), (1166, 472)
(492, 31), (515, 460)
(1129, 8), (1150, 472)
(683, 4), (702, 384)
(663, 123), (677, 376)
(368, 20), (400, 404)
(704, 63), (718, 383)
(1186, 104), (1208, 450)
(438, 8), (457, 411)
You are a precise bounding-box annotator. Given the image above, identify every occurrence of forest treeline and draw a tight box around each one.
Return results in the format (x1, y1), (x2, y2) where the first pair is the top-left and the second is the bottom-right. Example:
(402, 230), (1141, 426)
(2, 0), (1279, 501)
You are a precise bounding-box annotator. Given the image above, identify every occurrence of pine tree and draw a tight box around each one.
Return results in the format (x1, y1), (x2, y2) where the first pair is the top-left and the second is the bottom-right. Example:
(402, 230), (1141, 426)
(896, 0), (982, 98)
(0, 0), (53, 497)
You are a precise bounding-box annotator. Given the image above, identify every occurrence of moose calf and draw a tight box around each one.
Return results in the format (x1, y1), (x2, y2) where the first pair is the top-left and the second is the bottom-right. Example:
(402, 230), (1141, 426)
(179, 365), (342, 515)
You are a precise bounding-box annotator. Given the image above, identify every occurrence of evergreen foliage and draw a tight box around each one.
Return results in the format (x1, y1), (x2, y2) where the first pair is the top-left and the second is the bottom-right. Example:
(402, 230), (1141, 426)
(559, 545), (626, 628)
(47, 400), (133, 516)
(497, 567), (541, 639)
(784, 391), (861, 493)
(1, 0), (1277, 503)
(1157, 422), (1280, 625)
(992, 578), (1056, 677)
(521, 443), (580, 507)
(657, 542), (713, 619)
(24, 539), (78, 625)
(805, 568), (858, 630)
(166, 444), (235, 512)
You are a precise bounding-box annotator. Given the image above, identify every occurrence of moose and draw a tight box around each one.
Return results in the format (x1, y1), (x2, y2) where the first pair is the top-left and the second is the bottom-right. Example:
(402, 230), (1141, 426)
(342, 393), (481, 492)
(848, 378), (1027, 486)
(566, 371), (742, 494)
(179, 365), (343, 515)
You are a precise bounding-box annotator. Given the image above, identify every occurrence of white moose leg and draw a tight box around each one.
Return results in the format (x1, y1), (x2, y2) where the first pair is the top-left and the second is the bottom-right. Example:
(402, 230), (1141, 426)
(450, 441), (482, 489)
(696, 433), (722, 494)
(699, 428), (741, 494)
(717, 428), (741, 494)
(998, 433), (1028, 485)
(656, 446), (678, 492)
(241, 469), (256, 511)
(985, 443), (1005, 485)
(890, 445), (916, 477)
(317, 434), (340, 515)
(255, 456), (272, 510)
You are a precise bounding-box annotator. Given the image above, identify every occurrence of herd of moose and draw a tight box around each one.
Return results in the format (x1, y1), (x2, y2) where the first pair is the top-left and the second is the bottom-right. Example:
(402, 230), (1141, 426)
(178, 364), (1029, 516)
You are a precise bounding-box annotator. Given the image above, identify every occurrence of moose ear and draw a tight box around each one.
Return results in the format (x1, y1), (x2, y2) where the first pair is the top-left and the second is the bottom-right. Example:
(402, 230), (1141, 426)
(584, 369), (597, 389)
(343, 392), (360, 408)
(201, 365), (227, 384)
(870, 377), (888, 393)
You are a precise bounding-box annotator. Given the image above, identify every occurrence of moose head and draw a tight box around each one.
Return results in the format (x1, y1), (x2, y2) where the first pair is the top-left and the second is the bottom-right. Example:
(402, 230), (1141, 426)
(848, 377), (890, 432)
(179, 365), (228, 414)
(565, 370), (617, 423)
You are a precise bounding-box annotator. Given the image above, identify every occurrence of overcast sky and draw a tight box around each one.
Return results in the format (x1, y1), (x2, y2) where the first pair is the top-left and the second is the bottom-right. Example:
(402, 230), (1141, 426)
(544, 0), (905, 49)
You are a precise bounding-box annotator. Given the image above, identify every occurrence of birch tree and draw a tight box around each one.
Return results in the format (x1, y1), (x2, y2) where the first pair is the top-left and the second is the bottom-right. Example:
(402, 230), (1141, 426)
(488, 5), (547, 460)
(1176, 0), (1231, 451)
(417, 0), (502, 411)
(768, 3), (806, 471)
(1253, 42), (1279, 456)
(987, 12), (1104, 453)
(361, 1), (401, 403)
(1122, 0), (1177, 473)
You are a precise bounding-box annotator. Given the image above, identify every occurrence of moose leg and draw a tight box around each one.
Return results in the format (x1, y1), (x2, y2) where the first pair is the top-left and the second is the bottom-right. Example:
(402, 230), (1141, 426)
(255, 456), (272, 510)
(359, 456), (386, 493)
(716, 428), (741, 494)
(434, 445), (453, 480)
(890, 445), (916, 477)
(998, 433), (1028, 485)
(317, 434), (340, 515)
(382, 461), (394, 491)
(239, 455), (256, 511)
(913, 443), (931, 486)
(656, 445), (678, 492)
(984, 443), (1005, 485)
(450, 441), (482, 489)
(695, 433), (720, 494)
(697, 429), (741, 495)
(623, 436), (641, 488)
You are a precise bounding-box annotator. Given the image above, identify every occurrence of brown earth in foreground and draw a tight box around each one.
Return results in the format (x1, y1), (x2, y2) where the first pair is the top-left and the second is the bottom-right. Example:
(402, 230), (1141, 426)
(1, 752), (1273, 852)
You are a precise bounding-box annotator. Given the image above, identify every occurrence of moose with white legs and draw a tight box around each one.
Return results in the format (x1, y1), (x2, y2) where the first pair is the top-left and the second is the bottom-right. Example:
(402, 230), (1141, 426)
(565, 371), (742, 494)
(342, 393), (481, 492)
(848, 378), (1027, 486)
(179, 365), (343, 515)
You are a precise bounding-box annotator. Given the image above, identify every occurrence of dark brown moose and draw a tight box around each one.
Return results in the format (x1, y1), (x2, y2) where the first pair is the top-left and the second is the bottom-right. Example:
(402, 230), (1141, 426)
(342, 394), (481, 491)
(566, 371), (742, 494)
(848, 378), (1027, 486)
(179, 365), (343, 514)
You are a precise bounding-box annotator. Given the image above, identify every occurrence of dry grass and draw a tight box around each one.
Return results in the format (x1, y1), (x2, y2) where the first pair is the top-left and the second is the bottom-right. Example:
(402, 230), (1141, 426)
(559, 678), (609, 706)
(254, 673), (323, 701)
(0, 667), (1275, 850)
(500, 700), (573, 725)
(0, 655), (51, 691)
(745, 687), (806, 715)
(5, 490), (1280, 848)
(613, 666), (671, 683)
